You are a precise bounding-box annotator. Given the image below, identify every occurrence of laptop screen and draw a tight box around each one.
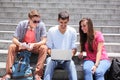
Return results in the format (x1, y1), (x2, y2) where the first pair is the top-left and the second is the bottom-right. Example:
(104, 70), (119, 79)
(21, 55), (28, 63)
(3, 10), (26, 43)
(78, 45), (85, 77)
(51, 49), (72, 60)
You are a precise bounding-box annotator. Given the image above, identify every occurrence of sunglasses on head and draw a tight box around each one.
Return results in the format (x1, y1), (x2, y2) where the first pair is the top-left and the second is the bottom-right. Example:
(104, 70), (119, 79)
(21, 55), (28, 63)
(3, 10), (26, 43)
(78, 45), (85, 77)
(32, 20), (40, 23)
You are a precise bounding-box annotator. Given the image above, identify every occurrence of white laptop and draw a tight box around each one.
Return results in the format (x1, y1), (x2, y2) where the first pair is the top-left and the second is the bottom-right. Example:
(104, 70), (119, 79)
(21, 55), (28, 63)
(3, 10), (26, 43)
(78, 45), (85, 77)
(51, 49), (72, 60)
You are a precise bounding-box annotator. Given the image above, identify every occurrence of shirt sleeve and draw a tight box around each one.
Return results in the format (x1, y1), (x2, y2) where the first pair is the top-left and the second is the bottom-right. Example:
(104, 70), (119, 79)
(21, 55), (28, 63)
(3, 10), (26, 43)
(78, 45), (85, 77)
(96, 31), (104, 42)
(71, 29), (77, 49)
(13, 22), (22, 40)
(46, 29), (53, 49)
(40, 22), (47, 37)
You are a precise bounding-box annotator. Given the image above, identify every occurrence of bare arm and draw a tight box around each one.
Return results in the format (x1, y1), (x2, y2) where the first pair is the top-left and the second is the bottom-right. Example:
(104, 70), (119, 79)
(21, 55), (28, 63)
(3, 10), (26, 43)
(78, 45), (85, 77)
(72, 48), (77, 56)
(12, 37), (21, 46)
(47, 48), (51, 56)
(12, 37), (27, 50)
(28, 36), (47, 51)
(35, 36), (47, 46)
(95, 42), (103, 67)
(91, 42), (103, 73)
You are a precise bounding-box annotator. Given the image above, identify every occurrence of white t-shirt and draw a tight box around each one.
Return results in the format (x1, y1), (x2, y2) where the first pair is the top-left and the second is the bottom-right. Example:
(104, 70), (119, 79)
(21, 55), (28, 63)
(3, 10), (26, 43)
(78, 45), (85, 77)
(47, 25), (77, 49)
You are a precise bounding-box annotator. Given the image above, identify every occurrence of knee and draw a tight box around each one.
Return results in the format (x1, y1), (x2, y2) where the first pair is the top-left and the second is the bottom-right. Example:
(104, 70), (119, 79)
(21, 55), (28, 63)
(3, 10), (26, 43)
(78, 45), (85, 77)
(46, 57), (52, 64)
(8, 44), (17, 56)
(70, 61), (75, 67)
(66, 60), (76, 68)
(8, 44), (17, 50)
(9, 44), (16, 48)
(39, 45), (48, 51)
(83, 67), (92, 74)
(95, 70), (104, 77)
(46, 58), (55, 68)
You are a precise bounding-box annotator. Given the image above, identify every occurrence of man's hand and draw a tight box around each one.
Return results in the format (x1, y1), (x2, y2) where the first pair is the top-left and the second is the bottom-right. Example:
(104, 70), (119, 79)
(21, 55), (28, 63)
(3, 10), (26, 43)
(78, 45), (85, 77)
(27, 43), (35, 51)
(19, 42), (34, 51)
(19, 42), (28, 50)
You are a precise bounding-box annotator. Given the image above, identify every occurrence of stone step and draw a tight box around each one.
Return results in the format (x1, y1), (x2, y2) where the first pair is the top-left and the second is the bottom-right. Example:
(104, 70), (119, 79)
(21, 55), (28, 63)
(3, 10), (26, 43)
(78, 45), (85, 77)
(0, 40), (11, 49)
(74, 26), (120, 33)
(0, 11), (119, 19)
(0, 18), (119, 27)
(0, 0), (119, 79)
(0, 48), (120, 62)
(43, 19), (120, 26)
(0, 23), (17, 31)
(0, 23), (120, 33)
(0, 31), (14, 40)
(0, 49), (84, 79)
(0, 63), (83, 80)
(0, 50), (119, 64)
(0, 62), (6, 69)
(103, 34), (120, 43)
(0, 31), (120, 42)
(0, 39), (120, 52)
(0, 7), (120, 18)
(0, 0), (120, 4)
(0, 23), (53, 31)
(0, 0), (119, 26)
(0, 50), (120, 79)
(0, 62), (6, 77)
(0, 11), (119, 26)
(0, 50), (7, 62)
(0, 61), (83, 80)
(0, 51), (120, 79)
(0, 3), (120, 11)
(77, 33), (120, 43)
(76, 42), (120, 53)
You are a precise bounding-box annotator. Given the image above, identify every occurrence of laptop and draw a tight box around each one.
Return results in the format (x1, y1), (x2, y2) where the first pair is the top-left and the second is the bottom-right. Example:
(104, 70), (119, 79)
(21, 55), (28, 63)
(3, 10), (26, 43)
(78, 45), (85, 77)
(51, 49), (72, 60)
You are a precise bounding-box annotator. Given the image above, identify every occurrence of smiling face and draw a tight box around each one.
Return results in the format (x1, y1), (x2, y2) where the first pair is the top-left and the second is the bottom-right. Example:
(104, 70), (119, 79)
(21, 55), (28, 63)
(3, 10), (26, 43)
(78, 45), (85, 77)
(81, 20), (88, 33)
(79, 18), (94, 52)
(58, 18), (69, 30)
(57, 11), (69, 31)
(80, 18), (94, 35)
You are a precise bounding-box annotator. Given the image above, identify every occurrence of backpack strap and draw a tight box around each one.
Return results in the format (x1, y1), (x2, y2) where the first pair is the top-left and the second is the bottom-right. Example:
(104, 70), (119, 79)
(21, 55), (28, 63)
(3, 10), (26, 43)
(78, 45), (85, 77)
(12, 73), (33, 79)
(17, 57), (24, 72)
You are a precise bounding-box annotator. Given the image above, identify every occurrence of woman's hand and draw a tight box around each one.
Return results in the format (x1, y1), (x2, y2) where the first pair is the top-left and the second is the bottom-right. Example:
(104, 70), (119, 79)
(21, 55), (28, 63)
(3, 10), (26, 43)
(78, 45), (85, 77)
(91, 65), (97, 74)
(78, 52), (83, 59)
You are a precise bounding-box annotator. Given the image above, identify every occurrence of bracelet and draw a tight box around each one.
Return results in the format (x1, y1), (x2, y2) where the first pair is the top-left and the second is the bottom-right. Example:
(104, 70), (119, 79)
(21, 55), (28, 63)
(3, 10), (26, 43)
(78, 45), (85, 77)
(94, 64), (98, 68)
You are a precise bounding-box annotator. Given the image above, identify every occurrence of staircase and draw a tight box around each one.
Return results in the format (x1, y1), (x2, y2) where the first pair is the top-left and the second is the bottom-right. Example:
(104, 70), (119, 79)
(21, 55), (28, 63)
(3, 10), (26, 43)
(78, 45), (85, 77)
(0, 0), (120, 80)
(0, 0), (120, 25)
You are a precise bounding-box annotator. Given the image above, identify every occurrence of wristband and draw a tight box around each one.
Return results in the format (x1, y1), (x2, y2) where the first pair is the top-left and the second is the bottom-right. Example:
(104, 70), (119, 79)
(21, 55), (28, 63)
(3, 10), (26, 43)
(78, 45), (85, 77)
(94, 64), (98, 68)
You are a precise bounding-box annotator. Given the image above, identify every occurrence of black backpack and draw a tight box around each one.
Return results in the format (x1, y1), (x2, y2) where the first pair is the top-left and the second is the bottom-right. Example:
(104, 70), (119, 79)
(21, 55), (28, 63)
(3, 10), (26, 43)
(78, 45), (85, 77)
(11, 50), (33, 80)
(105, 58), (120, 80)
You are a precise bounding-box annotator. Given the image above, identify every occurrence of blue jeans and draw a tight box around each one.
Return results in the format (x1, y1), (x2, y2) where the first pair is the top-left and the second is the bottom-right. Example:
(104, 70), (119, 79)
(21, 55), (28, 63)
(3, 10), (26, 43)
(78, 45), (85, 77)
(83, 60), (111, 80)
(43, 57), (77, 80)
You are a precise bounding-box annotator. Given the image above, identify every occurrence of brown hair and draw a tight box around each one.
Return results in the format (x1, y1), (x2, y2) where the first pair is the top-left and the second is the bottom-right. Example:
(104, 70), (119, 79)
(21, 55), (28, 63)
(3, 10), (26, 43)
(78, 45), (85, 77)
(28, 10), (40, 19)
(58, 11), (69, 20)
(79, 18), (94, 52)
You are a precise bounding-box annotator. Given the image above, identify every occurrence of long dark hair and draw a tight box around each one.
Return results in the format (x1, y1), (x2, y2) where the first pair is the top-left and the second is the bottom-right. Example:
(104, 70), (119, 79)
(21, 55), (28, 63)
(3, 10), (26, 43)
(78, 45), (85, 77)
(79, 18), (94, 52)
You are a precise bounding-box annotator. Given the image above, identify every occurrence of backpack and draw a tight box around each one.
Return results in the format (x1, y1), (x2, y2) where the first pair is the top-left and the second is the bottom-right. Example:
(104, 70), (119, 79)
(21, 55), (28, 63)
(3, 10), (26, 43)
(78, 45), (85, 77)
(105, 58), (120, 80)
(11, 50), (33, 80)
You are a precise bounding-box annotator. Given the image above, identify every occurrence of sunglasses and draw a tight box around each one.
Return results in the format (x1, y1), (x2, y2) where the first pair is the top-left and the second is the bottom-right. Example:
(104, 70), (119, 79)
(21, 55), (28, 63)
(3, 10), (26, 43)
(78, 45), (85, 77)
(32, 20), (40, 23)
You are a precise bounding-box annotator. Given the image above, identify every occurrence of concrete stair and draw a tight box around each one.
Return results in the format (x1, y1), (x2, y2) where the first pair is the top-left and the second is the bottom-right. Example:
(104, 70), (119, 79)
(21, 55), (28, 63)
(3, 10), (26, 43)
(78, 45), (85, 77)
(0, 24), (120, 80)
(1, 31), (120, 42)
(0, 0), (120, 25)
(0, 0), (120, 79)
(1, 39), (120, 53)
